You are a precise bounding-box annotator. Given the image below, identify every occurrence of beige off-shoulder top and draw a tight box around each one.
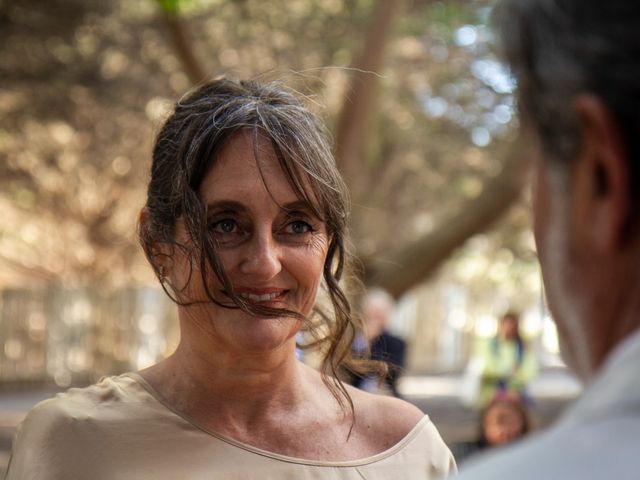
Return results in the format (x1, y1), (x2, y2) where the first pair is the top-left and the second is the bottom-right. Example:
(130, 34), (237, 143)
(5, 373), (456, 479)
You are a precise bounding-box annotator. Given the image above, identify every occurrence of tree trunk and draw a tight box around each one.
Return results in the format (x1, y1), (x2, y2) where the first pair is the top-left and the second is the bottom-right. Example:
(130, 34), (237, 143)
(334, 0), (404, 183)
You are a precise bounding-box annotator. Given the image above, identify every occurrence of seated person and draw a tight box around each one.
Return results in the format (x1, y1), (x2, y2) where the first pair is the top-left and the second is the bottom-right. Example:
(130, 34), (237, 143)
(453, 393), (531, 465)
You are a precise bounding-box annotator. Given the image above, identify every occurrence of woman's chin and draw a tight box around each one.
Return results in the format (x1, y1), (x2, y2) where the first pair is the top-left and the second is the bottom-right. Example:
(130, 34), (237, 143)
(226, 316), (300, 354)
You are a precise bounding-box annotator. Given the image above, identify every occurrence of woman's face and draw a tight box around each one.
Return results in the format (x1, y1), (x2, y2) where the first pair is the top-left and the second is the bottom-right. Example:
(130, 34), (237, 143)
(170, 131), (329, 354)
(500, 316), (518, 339)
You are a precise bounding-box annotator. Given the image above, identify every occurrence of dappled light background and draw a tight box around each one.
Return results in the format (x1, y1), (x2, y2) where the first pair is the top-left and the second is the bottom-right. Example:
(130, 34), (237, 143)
(0, 0), (566, 393)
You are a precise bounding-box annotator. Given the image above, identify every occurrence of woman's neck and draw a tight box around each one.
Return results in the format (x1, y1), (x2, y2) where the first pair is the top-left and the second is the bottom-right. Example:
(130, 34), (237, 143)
(139, 332), (310, 431)
(179, 335), (300, 400)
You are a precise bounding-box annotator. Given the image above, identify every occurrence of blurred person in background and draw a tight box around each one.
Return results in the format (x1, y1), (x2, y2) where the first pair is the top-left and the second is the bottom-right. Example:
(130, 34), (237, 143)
(457, 1), (640, 478)
(452, 394), (531, 464)
(352, 288), (407, 398)
(5, 78), (455, 479)
(474, 312), (537, 409)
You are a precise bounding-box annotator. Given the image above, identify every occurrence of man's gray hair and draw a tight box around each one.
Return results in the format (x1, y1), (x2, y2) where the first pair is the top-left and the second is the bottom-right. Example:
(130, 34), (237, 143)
(364, 288), (395, 312)
(495, 0), (640, 183)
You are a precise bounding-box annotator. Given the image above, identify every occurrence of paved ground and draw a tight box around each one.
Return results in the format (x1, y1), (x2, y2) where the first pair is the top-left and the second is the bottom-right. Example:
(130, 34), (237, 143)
(0, 368), (580, 476)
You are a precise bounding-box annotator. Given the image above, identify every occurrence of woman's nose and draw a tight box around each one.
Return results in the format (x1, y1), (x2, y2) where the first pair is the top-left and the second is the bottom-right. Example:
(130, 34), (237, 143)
(239, 230), (282, 279)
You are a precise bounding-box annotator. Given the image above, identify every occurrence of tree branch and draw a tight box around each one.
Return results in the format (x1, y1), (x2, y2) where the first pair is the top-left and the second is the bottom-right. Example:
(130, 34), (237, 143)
(0, 254), (56, 286)
(158, 1), (208, 85)
(365, 138), (531, 297)
(334, 0), (404, 182)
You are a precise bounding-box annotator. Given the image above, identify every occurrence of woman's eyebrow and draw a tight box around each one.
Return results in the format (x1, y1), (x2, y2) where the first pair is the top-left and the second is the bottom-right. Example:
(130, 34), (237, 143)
(205, 200), (248, 213)
(282, 200), (314, 213)
(282, 200), (325, 221)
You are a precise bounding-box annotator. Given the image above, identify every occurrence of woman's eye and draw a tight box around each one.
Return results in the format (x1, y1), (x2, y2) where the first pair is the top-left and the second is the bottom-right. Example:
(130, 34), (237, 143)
(286, 220), (312, 235)
(211, 219), (238, 234)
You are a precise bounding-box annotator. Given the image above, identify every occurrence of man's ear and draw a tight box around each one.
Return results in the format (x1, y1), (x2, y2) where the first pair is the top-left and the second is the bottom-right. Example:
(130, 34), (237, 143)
(572, 94), (630, 250)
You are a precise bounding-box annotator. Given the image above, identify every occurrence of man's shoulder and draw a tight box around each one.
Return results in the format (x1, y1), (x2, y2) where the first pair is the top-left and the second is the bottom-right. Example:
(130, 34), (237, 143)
(455, 430), (563, 479)
(456, 413), (640, 479)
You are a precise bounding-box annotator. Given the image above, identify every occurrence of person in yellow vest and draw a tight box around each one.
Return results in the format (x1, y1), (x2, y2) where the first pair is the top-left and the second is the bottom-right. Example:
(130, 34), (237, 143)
(475, 312), (537, 409)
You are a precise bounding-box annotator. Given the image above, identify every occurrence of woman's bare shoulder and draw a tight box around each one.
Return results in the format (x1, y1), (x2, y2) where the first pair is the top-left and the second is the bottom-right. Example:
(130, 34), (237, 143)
(348, 385), (425, 447)
(299, 365), (425, 452)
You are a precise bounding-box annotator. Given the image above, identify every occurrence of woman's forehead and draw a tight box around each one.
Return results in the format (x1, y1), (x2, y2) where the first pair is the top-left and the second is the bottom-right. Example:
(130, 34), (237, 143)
(200, 130), (322, 214)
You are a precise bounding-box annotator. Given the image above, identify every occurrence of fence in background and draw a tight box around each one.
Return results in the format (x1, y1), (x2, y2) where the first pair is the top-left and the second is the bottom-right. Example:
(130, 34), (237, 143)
(0, 287), (177, 386)
(0, 285), (556, 387)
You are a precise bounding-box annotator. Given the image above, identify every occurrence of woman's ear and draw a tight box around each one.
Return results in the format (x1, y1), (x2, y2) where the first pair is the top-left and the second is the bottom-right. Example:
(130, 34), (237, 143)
(138, 206), (149, 226)
(139, 207), (173, 277)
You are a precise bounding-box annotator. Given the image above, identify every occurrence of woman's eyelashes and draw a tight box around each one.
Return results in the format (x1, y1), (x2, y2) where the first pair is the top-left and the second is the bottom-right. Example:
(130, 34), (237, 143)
(208, 217), (247, 246)
(207, 214), (319, 245)
(282, 219), (314, 236)
(211, 218), (240, 234)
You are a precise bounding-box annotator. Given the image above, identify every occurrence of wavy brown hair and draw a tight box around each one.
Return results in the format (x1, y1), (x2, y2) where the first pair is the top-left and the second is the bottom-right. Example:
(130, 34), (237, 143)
(139, 77), (379, 422)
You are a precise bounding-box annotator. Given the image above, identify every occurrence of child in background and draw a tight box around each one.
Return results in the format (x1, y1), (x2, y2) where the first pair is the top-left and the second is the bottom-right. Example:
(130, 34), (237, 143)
(453, 394), (532, 464)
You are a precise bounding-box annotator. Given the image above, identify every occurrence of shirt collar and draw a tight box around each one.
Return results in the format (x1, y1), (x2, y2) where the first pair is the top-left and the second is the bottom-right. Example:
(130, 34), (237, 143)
(558, 328), (640, 427)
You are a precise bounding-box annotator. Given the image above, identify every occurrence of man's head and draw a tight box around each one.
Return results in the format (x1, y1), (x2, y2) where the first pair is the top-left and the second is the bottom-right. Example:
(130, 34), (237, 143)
(496, 0), (640, 380)
(362, 288), (395, 340)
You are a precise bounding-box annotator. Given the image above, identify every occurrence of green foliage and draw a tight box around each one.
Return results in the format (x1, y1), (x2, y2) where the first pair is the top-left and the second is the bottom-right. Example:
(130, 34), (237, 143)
(157, 0), (179, 14)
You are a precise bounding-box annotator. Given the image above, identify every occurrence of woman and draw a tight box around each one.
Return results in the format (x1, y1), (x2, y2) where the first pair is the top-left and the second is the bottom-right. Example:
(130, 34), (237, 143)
(6, 79), (455, 479)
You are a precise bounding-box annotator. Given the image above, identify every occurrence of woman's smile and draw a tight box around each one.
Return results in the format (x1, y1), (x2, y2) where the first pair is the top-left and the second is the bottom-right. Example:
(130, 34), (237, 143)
(227, 287), (290, 307)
